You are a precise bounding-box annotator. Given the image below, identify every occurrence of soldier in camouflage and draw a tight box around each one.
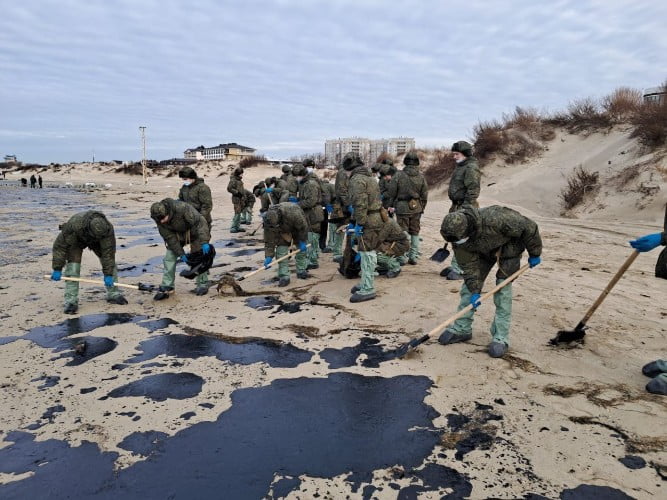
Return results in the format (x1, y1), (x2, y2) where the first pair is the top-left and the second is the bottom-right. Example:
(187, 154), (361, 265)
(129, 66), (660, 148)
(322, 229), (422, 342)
(441, 140), (481, 281)
(331, 156), (352, 263)
(386, 152), (428, 265)
(226, 167), (246, 233)
(263, 202), (311, 287)
(50, 211), (127, 314)
(379, 163), (397, 212)
(178, 167), (213, 227)
(280, 165), (299, 201)
(240, 188), (255, 225)
(375, 217), (409, 278)
(150, 198), (212, 299)
(438, 205), (542, 358)
(293, 164), (323, 270)
(346, 153), (383, 302)
(265, 176), (289, 205)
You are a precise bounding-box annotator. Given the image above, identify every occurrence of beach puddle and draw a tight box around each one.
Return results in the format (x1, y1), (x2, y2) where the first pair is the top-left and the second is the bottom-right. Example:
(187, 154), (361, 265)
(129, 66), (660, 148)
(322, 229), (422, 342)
(0, 373), (460, 499)
(228, 248), (263, 257)
(102, 373), (204, 402)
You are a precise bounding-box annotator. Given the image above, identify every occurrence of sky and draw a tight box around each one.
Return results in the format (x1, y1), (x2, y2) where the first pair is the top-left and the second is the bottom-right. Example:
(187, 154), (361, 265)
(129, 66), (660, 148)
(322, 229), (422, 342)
(1, 0), (666, 164)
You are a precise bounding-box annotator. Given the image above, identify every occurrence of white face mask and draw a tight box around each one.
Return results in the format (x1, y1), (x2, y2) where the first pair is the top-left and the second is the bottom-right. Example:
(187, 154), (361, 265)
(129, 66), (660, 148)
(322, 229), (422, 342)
(306, 167), (314, 174)
(296, 176), (304, 183)
(183, 181), (191, 186)
(455, 158), (465, 165)
(455, 237), (469, 245)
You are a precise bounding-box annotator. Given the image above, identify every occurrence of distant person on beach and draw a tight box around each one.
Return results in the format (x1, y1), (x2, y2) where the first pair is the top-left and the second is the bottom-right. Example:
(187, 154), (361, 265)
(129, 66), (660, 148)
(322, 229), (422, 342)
(227, 167), (246, 233)
(50, 211), (128, 314)
(20, 178), (27, 187)
(30, 174), (37, 188)
(1, 171), (5, 179)
(38, 175), (43, 188)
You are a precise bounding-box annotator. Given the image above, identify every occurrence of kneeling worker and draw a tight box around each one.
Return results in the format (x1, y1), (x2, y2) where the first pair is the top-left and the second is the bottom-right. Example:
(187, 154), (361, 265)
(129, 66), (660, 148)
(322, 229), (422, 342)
(439, 206), (542, 358)
(150, 198), (212, 299)
(263, 202), (310, 287)
(376, 217), (409, 278)
(50, 211), (127, 314)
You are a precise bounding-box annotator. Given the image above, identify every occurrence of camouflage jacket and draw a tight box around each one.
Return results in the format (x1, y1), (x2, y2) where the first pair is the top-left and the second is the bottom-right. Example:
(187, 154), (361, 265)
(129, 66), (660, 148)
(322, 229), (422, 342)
(387, 165), (428, 215)
(348, 166), (383, 228)
(320, 179), (335, 206)
(297, 173), (324, 226)
(272, 178), (290, 203)
(448, 157), (480, 209)
(281, 173), (299, 198)
(226, 174), (244, 199)
(264, 203), (309, 257)
(178, 178), (213, 224)
(334, 167), (350, 207)
(243, 189), (255, 209)
(449, 206), (542, 294)
(376, 218), (409, 257)
(154, 198), (210, 256)
(378, 176), (391, 208)
(52, 211), (116, 275)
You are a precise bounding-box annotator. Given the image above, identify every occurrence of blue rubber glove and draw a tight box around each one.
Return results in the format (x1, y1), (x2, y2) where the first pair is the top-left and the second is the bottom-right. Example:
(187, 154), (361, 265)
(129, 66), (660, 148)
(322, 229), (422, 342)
(470, 293), (481, 310)
(298, 241), (308, 253)
(264, 256), (273, 269)
(630, 233), (663, 252)
(353, 252), (361, 263)
(346, 223), (356, 234)
(180, 254), (188, 264)
(325, 204), (333, 214)
(528, 256), (541, 268)
(265, 187), (273, 193)
(288, 196), (298, 203)
(202, 243), (211, 255)
(104, 275), (114, 287)
(347, 205), (354, 216)
(51, 270), (62, 281)
(354, 224), (364, 237)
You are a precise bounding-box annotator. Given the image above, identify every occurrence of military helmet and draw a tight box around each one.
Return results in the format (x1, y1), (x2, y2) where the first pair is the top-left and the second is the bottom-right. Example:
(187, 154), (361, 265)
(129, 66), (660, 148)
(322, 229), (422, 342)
(441, 212), (469, 242)
(291, 164), (307, 177)
(379, 164), (396, 176)
(451, 140), (473, 157)
(88, 215), (112, 238)
(403, 152), (420, 166)
(264, 176), (274, 186)
(178, 166), (197, 179)
(150, 201), (169, 221)
(342, 153), (364, 171)
(265, 207), (281, 228)
(282, 165), (291, 174)
(233, 167), (244, 176)
(303, 158), (315, 167)
(371, 163), (381, 173)
(381, 157), (394, 166)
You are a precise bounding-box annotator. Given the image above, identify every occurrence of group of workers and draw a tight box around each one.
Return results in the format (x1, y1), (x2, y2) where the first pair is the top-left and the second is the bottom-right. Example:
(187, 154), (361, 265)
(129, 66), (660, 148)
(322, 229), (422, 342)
(46, 144), (665, 394)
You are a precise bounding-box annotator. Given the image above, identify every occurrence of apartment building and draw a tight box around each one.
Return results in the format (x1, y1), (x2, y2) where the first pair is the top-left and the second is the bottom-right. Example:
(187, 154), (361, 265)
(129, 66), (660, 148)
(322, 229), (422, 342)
(325, 137), (415, 166)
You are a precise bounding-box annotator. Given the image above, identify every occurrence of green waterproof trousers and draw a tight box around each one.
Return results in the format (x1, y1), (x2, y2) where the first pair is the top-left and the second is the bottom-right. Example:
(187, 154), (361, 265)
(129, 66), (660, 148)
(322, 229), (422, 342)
(376, 253), (401, 273)
(450, 278), (513, 345)
(307, 232), (320, 266)
(408, 234), (421, 261)
(450, 254), (463, 274)
(64, 262), (123, 306)
(230, 213), (242, 231)
(326, 222), (337, 249)
(275, 245), (307, 278)
(332, 230), (344, 259)
(241, 209), (252, 224)
(161, 249), (208, 289)
(355, 250), (377, 295)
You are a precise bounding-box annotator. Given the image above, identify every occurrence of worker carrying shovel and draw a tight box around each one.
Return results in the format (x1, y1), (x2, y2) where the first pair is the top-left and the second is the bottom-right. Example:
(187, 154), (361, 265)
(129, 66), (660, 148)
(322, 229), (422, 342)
(438, 205), (542, 358)
(50, 211), (128, 314)
(262, 202), (310, 287)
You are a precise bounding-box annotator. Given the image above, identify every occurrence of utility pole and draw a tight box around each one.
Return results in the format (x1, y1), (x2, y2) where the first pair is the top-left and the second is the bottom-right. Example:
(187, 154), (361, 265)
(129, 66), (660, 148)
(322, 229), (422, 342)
(139, 126), (147, 184)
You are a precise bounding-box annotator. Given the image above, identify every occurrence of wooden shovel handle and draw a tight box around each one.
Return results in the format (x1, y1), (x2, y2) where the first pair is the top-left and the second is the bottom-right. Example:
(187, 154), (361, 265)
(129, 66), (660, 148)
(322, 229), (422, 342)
(578, 250), (639, 327)
(43, 275), (140, 290)
(239, 244), (311, 280)
(424, 264), (531, 338)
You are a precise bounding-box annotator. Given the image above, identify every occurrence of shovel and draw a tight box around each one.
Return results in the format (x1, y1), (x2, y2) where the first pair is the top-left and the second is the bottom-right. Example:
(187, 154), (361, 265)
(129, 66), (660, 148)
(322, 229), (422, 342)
(43, 275), (158, 292)
(395, 264), (531, 358)
(236, 244), (311, 282)
(430, 243), (451, 263)
(551, 250), (639, 345)
(249, 221), (264, 236)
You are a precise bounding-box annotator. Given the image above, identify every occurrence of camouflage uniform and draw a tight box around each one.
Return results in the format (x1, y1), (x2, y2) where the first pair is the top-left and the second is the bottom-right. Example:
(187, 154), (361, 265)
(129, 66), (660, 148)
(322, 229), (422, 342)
(241, 189), (255, 225)
(151, 198), (211, 293)
(375, 218), (409, 276)
(52, 211), (124, 310)
(445, 141), (481, 278)
(441, 205), (542, 349)
(331, 165), (351, 260)
(226, 168), (245, 232)
(348, 161), (383, 301)
(321, 179), (337, 251)
(295, 167), (323, 268)
(265, 176), (289, 205)
(264, 202), (309, 283)
(387, 153), (428, 263)
(281, 169), (299, 200)
(178, 176), (213, 226)
(379, 164), (397, 210)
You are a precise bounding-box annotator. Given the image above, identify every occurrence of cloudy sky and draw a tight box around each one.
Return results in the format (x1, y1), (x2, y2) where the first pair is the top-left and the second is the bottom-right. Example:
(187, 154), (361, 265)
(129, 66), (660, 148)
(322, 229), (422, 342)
(1, 0), (665, 164)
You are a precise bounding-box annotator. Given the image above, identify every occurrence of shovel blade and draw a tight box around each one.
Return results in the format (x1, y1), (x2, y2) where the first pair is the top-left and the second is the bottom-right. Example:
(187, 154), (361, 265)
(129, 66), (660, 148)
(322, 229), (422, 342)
(395, 334), (430, 359)
(430, 247), (450, 263)
(137, 283), (157, 292)
(550, 328), (586, 345)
